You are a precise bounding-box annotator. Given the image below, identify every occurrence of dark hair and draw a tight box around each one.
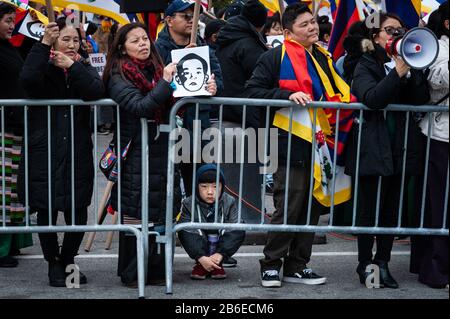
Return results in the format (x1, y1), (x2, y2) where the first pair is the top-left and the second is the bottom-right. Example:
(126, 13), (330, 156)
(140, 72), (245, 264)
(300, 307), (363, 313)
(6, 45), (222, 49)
(102, 23), (164, 85)
(282, 3), (311, 31)
(262, 12), (281, 36)
(216, 7), (227, 20)
(176, 52), (208, 75)
(318, 15), (332, 42)
(0, 2), (16, 20)
(107, 22), (120, 53)
(426, 1), (449, 39)
(368, 12), (405, 41)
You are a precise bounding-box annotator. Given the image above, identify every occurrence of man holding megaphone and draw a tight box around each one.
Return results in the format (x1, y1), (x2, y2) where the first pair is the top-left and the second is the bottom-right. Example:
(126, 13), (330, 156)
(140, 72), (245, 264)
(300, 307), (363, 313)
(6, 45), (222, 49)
(345, 13), (431, 289)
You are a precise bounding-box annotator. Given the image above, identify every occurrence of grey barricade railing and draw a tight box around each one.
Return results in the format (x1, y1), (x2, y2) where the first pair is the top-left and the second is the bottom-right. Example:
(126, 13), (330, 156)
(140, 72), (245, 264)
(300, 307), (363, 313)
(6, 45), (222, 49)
(163, 97), (449, 294)
(0, 99), (157, 299)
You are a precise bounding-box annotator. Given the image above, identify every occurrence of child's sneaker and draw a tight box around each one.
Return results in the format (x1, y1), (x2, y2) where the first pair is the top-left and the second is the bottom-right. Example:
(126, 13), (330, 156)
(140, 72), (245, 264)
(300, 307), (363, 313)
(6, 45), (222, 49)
(190, 263), (209, 280)
(211, 266), (227, 279)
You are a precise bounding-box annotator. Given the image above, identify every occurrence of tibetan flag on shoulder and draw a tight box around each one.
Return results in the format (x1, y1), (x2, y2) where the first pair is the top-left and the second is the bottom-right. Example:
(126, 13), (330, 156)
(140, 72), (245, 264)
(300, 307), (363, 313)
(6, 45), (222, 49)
(328, 0), (361, 60)
(385, 0), (421, 30)
(273, 40), (356, 207)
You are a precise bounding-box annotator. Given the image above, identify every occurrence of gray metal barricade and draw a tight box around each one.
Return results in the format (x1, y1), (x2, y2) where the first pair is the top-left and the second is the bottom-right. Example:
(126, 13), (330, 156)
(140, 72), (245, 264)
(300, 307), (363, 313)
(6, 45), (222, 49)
(164, 97), (449, 294)
(0, 99), (158, 299)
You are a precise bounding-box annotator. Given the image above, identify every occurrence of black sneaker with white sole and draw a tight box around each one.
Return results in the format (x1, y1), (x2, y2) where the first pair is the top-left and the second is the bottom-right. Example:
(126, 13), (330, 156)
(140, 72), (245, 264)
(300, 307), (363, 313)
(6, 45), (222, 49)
(283, 268), (327, 285)
(261, 270), (282, 288)
(222, 256), (237, 268)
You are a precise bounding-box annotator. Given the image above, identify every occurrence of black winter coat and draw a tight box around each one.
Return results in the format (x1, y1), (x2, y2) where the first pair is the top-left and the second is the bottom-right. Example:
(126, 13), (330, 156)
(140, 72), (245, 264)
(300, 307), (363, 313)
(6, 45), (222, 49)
(345, 47), (430, 176)
(178, 193), (245, 261)
(244, 45), (312, 166)
(0, 39), (27, 133)
(215, 15), (268, 128)
(18, 42), (104, 211)
(106, 66), (181, 223)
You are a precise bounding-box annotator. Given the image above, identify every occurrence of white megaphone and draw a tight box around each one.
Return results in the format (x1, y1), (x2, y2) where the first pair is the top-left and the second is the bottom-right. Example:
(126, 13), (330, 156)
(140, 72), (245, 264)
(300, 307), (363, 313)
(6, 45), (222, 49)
(385, 27), (440, 70)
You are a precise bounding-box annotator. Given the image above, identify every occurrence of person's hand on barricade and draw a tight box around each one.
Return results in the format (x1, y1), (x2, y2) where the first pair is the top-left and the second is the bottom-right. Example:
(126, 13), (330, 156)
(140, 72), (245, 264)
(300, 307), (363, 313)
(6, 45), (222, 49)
(53, 51), (74, 69)
(206, 73), (217, 96)
(42, 22), (60, 47)
(198, 256), (221, 272)
(289, 91), (312, 106)
(163, 62), (177, 83)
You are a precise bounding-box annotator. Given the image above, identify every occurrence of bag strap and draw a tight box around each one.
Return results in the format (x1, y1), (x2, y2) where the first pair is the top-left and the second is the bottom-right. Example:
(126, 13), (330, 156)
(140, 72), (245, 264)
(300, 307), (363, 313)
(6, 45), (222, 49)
(434, 93), (449, 105)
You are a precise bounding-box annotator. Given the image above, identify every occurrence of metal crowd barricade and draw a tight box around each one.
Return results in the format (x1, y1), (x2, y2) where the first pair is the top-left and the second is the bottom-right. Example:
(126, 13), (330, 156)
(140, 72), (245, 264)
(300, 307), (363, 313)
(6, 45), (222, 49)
(164, 97), (449, 294)
(0, 99), (157, 299)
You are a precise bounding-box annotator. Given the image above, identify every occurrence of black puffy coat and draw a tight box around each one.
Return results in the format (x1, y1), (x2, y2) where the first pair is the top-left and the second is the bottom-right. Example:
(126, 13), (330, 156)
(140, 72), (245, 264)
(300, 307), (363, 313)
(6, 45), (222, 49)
(18, 42), (104, 211)
(215, 15), (268, 128)
(106, 65), (181, 223)
(345, 46), (430, 176)
(0, 39), (27, 133)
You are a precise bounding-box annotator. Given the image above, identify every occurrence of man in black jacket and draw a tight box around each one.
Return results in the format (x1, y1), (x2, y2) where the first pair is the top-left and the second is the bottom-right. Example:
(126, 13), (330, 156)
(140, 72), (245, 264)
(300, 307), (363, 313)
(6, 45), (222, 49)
(215, 0), (268, 128)
(155, 0), (224, 197)
(244, 3), (328, 288)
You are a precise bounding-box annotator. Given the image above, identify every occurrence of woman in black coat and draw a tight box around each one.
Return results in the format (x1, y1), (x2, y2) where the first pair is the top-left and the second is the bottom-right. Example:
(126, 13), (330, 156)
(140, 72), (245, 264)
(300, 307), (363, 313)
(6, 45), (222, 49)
(346, 13), (430, 288)
(103, 23), (217, 286)
(19, 18), (104, 287)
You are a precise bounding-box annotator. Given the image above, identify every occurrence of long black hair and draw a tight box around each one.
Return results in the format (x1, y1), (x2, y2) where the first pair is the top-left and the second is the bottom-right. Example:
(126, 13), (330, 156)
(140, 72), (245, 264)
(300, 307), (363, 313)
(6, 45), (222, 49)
(427, 1), (449, 39)
(102, 22), (164, 85)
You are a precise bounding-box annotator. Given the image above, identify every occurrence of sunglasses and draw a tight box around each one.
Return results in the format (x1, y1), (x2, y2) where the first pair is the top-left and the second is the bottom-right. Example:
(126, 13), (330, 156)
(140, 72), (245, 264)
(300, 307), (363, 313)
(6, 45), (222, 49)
(175, 12), (194, 21)
(382, 26), (407, 36)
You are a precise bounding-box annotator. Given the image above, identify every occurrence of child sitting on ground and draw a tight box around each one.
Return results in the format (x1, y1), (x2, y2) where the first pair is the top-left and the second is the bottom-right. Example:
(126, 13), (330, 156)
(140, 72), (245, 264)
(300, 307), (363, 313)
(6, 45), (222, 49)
(178, 164), (245, 280)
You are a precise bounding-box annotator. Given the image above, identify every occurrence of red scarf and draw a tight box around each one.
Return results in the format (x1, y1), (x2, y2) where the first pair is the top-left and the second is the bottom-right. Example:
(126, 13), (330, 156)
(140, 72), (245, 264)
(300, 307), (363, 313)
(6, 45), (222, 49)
(122, 57), (167, 123)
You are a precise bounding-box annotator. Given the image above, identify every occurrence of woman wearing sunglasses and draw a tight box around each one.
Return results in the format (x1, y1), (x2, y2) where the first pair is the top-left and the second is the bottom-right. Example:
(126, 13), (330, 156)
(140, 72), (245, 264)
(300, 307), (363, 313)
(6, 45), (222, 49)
(345, 13), (430, 289)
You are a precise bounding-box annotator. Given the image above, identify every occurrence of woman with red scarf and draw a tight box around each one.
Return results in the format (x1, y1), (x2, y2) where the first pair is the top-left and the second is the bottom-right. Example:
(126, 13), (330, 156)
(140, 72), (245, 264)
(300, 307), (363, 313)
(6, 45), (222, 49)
(19, 17), (104, 287)
(103, 22), (216, 287)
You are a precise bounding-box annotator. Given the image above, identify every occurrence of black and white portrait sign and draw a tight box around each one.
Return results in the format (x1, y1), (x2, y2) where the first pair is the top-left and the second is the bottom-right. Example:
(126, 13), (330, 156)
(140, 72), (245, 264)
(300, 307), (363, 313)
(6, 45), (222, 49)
(267, 35), (284, 48)
(171, 46), (211, 98)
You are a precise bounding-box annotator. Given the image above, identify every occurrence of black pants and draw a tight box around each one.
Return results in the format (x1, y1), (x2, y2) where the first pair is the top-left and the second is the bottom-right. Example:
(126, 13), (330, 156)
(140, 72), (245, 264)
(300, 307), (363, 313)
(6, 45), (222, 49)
(410, 138), (449, 288)
(357, 176), (404, 263)
(36, 208), (88, 264)
(260, 164), (323, 274)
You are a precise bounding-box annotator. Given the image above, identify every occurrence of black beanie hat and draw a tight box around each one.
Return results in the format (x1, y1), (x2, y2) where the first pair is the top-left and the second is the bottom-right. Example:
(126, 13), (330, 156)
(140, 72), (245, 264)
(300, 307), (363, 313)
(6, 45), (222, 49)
(205, 19), (227, 40)
(242, 0), (267, 28)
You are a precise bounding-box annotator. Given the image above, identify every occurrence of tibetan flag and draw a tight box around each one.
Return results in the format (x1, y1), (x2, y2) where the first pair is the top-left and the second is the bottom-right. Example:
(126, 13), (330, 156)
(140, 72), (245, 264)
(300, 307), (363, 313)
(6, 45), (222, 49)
(330, 0), (338, 19)
(33, 0), (131, 25)
(385, 0), (421, 30)
(273, 40), (356, 206)
(260, 0), (282, 14)
(328, 0), (361, 60)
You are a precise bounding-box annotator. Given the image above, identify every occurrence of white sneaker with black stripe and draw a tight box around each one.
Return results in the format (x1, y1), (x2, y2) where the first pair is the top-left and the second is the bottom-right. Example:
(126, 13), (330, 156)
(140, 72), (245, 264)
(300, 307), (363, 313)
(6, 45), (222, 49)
(282, 268), (327, 285)
(261, 270), (282, 288)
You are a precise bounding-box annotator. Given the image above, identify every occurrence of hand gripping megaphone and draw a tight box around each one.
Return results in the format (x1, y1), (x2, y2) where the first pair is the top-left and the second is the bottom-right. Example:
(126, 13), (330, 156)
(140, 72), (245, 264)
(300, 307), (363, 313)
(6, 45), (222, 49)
(385, 27), (440, 70)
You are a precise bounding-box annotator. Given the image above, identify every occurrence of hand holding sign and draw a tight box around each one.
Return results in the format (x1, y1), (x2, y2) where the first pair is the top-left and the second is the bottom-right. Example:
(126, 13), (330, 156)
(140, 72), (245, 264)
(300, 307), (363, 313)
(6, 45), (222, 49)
(206, 73), (217, 96)
(42, 22), (59, 46)
(163, 62), (178, 83)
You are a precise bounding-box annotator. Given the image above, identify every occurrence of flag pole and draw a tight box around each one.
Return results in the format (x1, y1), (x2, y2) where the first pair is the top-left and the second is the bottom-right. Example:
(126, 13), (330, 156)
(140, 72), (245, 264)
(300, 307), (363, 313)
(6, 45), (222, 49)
(190, 0), (201, 45)
(45, 0), (55, 22)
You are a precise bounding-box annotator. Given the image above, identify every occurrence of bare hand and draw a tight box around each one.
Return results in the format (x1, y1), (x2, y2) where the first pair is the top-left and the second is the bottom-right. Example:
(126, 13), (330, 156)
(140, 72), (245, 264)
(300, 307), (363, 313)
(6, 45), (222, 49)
(53, 51), (74, 69)
(163, 62), (177, 83)
(42, 22), (59, 46)
(186, 43), (197, 48)
(393, 56), (410, 78)
(209, 253), (223, 265)
(198, 256), (221, 272)
(289, 91), (312, 106)
(206, 73), (217, 96)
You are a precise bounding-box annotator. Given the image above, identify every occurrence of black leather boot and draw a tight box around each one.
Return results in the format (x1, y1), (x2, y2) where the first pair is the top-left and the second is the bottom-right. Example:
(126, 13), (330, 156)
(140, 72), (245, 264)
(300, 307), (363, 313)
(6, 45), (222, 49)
(48, 259), (66, 287)
(356, 261), (373, 285)
(374, 260), (399, 289)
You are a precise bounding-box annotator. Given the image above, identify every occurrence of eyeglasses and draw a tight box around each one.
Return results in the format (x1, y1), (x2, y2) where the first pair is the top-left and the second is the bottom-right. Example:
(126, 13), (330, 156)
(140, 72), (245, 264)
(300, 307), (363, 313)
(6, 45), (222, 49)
(382, 26), (407, 36)
(175, 12), (194, 21)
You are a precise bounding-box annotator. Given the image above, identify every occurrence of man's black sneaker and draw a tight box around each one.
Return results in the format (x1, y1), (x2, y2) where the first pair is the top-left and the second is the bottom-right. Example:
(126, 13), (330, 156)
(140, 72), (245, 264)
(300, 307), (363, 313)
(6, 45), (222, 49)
(283, 268), (327, 285)
(261, 270), (282, 288)
(222, 256), (237, 268)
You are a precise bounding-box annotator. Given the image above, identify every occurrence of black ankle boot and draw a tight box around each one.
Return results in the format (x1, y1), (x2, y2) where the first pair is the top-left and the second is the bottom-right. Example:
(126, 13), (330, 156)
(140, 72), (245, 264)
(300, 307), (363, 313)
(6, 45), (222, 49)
(48, 260), (66, 287)
(356, 261), (373, 285)
(374, 260), (399, 289)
